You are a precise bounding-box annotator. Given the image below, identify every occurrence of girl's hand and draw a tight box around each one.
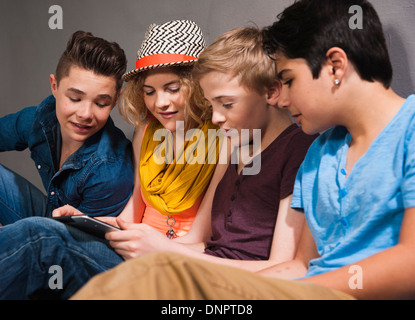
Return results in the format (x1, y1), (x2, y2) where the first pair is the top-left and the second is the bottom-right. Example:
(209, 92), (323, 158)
(105, 217), (175, 260)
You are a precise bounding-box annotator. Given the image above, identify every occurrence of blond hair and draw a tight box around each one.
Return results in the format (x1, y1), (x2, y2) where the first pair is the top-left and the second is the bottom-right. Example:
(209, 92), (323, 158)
(193, 27), (277, 94)
(119, 65), (211, 131)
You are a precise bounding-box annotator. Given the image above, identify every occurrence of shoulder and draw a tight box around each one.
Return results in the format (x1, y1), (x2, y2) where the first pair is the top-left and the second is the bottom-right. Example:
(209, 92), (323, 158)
(34, 95), (57, 119)
(26, 96), (57, 138)
(400, 96), (415, 141)
(286, 124), (319, 149)
(301, 126), (348, 169)
(16, 96), (56, 125)
(94, 117), (133, 161)
(270, 124), (319, 161)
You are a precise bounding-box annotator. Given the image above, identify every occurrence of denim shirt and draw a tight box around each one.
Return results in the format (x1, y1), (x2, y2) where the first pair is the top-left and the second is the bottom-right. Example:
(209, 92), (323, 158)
(0, 95), (134, 217)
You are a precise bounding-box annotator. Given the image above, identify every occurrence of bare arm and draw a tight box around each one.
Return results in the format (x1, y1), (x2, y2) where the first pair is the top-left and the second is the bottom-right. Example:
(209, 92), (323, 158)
(299, 207), (415, 299)
(174, 140), (231, 245)
(268, 195), (305, 263)
(257, 207), (415, 300)
(258, 221), (319, 279)
(116, 127), (146, 224)
(184, 195), (306, 272)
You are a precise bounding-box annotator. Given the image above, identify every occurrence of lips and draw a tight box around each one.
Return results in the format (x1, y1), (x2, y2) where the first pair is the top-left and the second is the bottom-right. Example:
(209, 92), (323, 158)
(221, 128), (237, 137)
(71, 122), (93, 133)
(159, 111), (178, 119)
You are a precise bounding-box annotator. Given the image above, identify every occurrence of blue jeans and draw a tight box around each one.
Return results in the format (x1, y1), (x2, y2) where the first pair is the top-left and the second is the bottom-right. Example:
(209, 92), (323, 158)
(0, 216), (123, 299)
(0, 164), (48, 225)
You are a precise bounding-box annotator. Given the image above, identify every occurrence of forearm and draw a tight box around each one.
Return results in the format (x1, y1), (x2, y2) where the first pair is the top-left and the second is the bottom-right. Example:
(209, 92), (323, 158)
(176, 241), (206, 254)
(300, 244), (415, 300)
(176, 248), (301, 273)
(202, 256), (298, 273)
(168, 239), (298, 272)
(257, 258), (309, 279)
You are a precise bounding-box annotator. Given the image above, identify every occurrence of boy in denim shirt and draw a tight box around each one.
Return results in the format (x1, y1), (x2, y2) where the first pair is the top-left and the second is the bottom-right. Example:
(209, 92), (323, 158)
(0, 31), (133, 225)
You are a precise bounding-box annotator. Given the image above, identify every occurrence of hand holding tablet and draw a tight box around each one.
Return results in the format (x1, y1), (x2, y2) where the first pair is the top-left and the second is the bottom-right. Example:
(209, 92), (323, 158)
(52, 215), (121, 238)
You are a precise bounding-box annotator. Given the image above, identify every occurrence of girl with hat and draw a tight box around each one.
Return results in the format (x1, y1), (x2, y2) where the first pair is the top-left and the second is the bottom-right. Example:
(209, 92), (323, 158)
(116, 19), (222, 240)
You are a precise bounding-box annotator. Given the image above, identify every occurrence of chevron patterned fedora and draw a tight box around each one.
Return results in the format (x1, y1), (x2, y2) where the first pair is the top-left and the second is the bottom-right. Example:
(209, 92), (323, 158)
(122, 20), (206, 81)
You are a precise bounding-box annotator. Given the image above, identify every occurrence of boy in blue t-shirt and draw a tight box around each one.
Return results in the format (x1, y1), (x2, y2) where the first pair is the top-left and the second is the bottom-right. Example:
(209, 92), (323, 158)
(71, 0), (415, 300)
(258, 0), (415, 299)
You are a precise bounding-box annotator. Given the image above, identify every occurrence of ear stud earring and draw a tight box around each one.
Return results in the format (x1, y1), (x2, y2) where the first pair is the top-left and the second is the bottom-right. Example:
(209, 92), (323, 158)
(334, 79), (341, 85)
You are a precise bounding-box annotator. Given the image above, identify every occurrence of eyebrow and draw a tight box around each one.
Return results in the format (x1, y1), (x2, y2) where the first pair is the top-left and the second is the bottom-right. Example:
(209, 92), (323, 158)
(143, 80), (181, 89)
(66, 88), (113, 100)
(212, 95), (236, 102)
(277, 69), (292, 81)
(67, 88), (85, 95)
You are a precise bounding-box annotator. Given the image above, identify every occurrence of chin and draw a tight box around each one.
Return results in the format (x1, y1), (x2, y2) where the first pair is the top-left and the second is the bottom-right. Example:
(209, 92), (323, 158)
(162, 123), (177, 133)
(300, 124), (325, 136)
(167, 119), (186, 133)
(71, 135), (91, 143)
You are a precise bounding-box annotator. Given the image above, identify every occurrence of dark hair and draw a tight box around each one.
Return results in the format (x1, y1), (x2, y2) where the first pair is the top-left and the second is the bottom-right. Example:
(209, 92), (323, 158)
(55, 31), (127, 93)
(262, 0), (393, 88)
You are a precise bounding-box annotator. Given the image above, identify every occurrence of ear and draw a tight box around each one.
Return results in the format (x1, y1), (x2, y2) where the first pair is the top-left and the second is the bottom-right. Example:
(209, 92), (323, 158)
(265, 80), (281, 106)
(50, 74), (58, 97)
(325, 47), (348, 86)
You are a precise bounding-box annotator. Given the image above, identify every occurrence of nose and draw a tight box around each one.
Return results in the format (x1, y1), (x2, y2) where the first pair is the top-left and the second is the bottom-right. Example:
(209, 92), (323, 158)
(211, 106), (226, 126)
(76, 102), (93, 120)
(155, 92), (170, 110)
(277, 86), (290, 110)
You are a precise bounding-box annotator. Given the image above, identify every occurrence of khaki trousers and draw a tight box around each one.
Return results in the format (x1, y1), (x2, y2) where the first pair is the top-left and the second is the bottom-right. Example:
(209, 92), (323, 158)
(71, 252), (355, 300)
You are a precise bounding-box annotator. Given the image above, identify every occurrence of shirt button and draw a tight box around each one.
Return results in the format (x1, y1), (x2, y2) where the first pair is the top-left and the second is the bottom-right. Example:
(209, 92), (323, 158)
(50, 191), (55, 196)
(339, 188), (348, 198)
(340, 217), (348, 226)
(230, 195), (236, 201)
(37, 165), (41, 170)
(340, 169), (347, 175)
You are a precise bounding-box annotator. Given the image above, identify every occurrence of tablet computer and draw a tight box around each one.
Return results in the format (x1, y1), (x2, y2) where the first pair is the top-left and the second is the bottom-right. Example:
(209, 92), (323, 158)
(53, 215), (120, 238)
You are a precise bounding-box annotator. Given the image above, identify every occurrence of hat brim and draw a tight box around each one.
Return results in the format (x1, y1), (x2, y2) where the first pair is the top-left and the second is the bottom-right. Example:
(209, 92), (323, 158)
(122, 59), (197, 82)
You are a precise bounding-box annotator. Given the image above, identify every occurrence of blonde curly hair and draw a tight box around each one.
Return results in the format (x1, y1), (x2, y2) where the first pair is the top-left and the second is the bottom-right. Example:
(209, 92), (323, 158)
(119, 65), (211, 132)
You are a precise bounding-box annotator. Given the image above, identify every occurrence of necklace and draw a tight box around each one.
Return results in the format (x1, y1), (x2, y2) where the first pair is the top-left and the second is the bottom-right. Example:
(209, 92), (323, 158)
(166, 216), (177, 239)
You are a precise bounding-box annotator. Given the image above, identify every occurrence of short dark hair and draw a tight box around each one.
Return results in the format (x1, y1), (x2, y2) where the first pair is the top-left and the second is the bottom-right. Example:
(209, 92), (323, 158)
(55, 31), (127, 93)
(262, 0), (393, 88)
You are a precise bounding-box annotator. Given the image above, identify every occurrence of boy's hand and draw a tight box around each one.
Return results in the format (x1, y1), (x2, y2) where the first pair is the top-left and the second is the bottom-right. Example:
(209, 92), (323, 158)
(52, 204), (119, 227)
(52, 204), (83, 217)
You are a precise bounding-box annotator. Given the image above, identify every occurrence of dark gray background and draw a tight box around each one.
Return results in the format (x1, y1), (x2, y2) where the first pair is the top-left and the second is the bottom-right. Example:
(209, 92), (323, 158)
(1, 0), (414, 192)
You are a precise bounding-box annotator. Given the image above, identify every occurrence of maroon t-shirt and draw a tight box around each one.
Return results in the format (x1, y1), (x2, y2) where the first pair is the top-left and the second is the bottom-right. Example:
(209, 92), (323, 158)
(205, 124), (317, 260)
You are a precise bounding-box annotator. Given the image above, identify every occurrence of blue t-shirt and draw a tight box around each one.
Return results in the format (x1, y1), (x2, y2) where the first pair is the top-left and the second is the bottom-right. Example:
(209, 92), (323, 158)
(291, 95), (415, 277)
